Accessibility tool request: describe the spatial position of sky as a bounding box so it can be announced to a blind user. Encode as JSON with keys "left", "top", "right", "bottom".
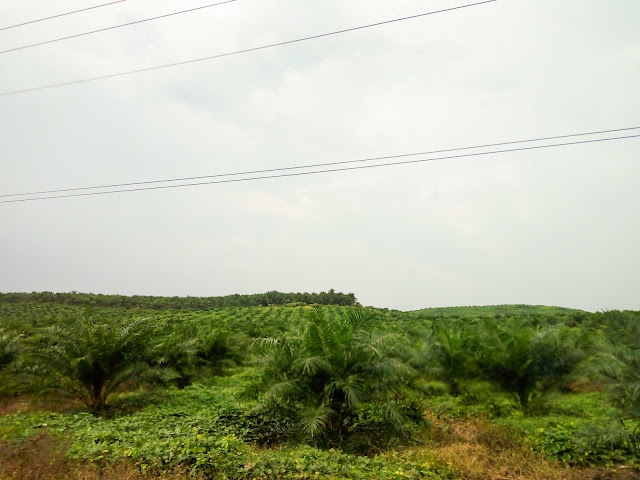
{"left": 0, "top": 0, "right": 639, "bottom": 312}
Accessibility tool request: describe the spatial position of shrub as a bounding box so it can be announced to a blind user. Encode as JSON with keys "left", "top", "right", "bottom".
{"left": 476, "top": 319, "right": 586, "bottom": 409}
{"left": 25, "top": 309, "right": 168, "bottom": 414}
{"left": 252, "top": 307, "right": 424, "bottom": 448}
{"left": 430, "top": 322, "right": 480, "bottom": 395}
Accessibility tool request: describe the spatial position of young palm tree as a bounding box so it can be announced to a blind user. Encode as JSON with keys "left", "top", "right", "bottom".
{"left": 477, "top": 318, "right": 585, "bottom": 409}
{"left": 430, "top": 322, "right": 479, "bottom": 395}
{"left": 0, "top": 328, "right": 19, "bottom": 372}
{"left": 254, "top": 306, "right": 420, "bottom": 444}
{"left": 27, "top": 310, "right": 166, "bottom": 414}
{"left": 570, "top": 312, "right": 640, "bottom": 456}
{"left": 0, "top": 328, "right": 22, "bottom": 395}
{"left": 152, "top": 320, "right": 239, "bottom": 387}
{"left": 597, "top": 311, "right": 640, "bottom": 451}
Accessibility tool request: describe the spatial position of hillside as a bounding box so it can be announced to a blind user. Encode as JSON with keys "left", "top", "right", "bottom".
{"left": 410, "top": 304, "right": 586, "bottom": 318}
{"left": 0, "top": 294, "right": 638, "bottom": 480}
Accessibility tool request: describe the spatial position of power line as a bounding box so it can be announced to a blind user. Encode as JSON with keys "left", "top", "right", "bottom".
{"left": 0, "top": 1, "right": 238, "bottom": 55}
{"left": 0, "top": 1, "right": 129, "bottom": 31}
{"left": 2, "top": 126, "right": 638, "bottom": 199}
{"left": 2, "top": 134, "right": 637, "bottom": 205}
{"left": 0, "top": 0, "right": 498, "bottom": 97}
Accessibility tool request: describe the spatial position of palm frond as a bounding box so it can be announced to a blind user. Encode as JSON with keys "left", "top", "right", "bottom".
{"left": 326, "top": 375, "right": 364, "bottom": 408}
{"left": 294, "top": 355, "right": 331, "bottom": 376}
{"left": 265, "top": 379, "right": 298, "bottom": 400}
{"left": 381, "top": 402, "right": 408, "bottom": 425}
{"left": 300, "top": 404, "right": 335, "bottom": 437}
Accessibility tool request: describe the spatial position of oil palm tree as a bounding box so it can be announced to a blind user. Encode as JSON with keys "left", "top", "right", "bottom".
{"left": 27, "top": 309, "right": 167, "bottom": 414}
{"left": 0, "top": 328, "right": 19, "bottom": 372}
{"left": 476, "top": 318, "right": 585, "bottom": 409}
{"left": 152, "top": 320, "right": 239, "bottom": 387}
{"left": 430, "top": 321, "right": 479, "bottom": 395}
{"left": 569, "top": 312, "right": 640, "bottom": 457}
{"left": 0, "top": 328, "right": 21, "bottom": 394}
{"left": 254, "top": 306, "right": 420, "bottom": 444}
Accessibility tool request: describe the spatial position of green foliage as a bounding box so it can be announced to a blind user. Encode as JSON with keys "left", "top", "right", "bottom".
{"left": 253, "top": 307, "right": 424, "bottom": 449}
{"left": 0, "top": 384, "right": 450, "bottom": 479}
{"left": 0, "top": 327, "right": 19, "bottom": 371}
{"left": 430, "top": 323, "right": 479, "bottom": 395}
{"left": 2, "top": 296, "right": 640, "bottom": 475}
{"left": 501, "top": 416, "right": 635, "bottom": 466}
{"left": 0, "top": 290, "right": 358, "bottom": 310}
{"left": 412, "top": 304, "right": 585, "bottom": 319}
{"left": 496, "top": 393, "right": 637, "bottom": 466}
{"left": 426, "top": 389, "right": 520, "bottom": 420}
{"left": 600, "top": 311, "right": 640, "bottom": 420}
{"left": 425, "top": 317, "right": 587, "bottom": 409}
{"left": 24, "top": 308, "right": 168, "bottom": 413}
{"left": 575, "top": 420, "right": 640, "bottom": 463}
{"left": 152, "top": 320, "right": 242, "bottom": 388}
{"left": 0, "top": 327, "right": 22, "bottom": 395}
{"left": 475, "top": 318, "right": 586, "bottom": 409}
{"left": 581, "top": 310, "right": 640, "bottom": 457}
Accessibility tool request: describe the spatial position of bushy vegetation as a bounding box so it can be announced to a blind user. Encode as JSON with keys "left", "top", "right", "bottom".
{"left": 0, "top": 328, "right": 19, "bottom": 371}
{"left": 0, "top": 381, "right": 450, "bottom": 480}
{"left": 0, "top": 294, "right": 639, "bottom": 479}
{"left": 252, "top": 307, "right": 424, "bottom": 450}
{"left": 39, "top": 317, "right": 170, "bottom": 413}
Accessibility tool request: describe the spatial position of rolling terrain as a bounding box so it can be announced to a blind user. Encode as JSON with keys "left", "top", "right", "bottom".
{"left": 0, "top": 293, "right": 638, "bottom": 480}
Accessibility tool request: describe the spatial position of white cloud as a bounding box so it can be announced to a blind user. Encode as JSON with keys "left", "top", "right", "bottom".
{"left": 0, "top": 0, "right": 639, "bottom": 311}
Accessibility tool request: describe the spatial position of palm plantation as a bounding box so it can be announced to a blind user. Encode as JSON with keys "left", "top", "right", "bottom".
{"left": 0, "top": 296, "right": 639, "bottom": 479}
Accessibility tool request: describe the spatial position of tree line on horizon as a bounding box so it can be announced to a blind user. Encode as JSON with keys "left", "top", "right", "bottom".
{"left": 0, "top": 289, "right": 358, "bottom": 310}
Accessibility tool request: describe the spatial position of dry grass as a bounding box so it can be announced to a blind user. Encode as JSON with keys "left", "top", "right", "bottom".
{"left": 0, "top": 394, "right": 84, "bottom": 418}
{"left": 568, "top": 381, "right": 606, "bottom": 394}
{"left": 0, "top": 396, "right": 30, "bottom": 417}
{"left": 388, "top": 413, "right": 640, "bottom": 480}
{"left": 0, "top": 434, "right": 190, "bottom": 480}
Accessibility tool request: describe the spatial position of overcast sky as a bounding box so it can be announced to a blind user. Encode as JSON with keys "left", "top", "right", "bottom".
{"left": 0, "top": 0, "right": 638, "bottom": 311}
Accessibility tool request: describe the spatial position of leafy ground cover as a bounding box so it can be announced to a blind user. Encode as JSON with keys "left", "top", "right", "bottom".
{"left": 0, "top": 379, "right": 449, "bottom": 480}
{"left": 0, "top": 296, "right": 639, "bottom": 479}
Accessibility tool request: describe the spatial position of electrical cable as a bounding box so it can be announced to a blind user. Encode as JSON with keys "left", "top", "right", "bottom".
{"left": 1, "top": 133, "right": 637, "bottom": 204}
{"left": 0, "top": 0, "right": 498, "bottom": 97}
{"left": 1, "top": 126, "right": 638, "bottom": 199}
{"left": 0, "top": 1, "right": 237, "bottom": 55}
{"left": 1, "top": 1, "right": 129, "bottom": 31}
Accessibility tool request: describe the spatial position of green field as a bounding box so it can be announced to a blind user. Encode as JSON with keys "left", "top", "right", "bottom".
{"left": 0, "top": 293, "right": 638, "bottom": 480}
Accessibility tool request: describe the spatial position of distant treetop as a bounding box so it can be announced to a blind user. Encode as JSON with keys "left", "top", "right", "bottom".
{"left": 0, "top": 290, "right": 358, "bottom": 310}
